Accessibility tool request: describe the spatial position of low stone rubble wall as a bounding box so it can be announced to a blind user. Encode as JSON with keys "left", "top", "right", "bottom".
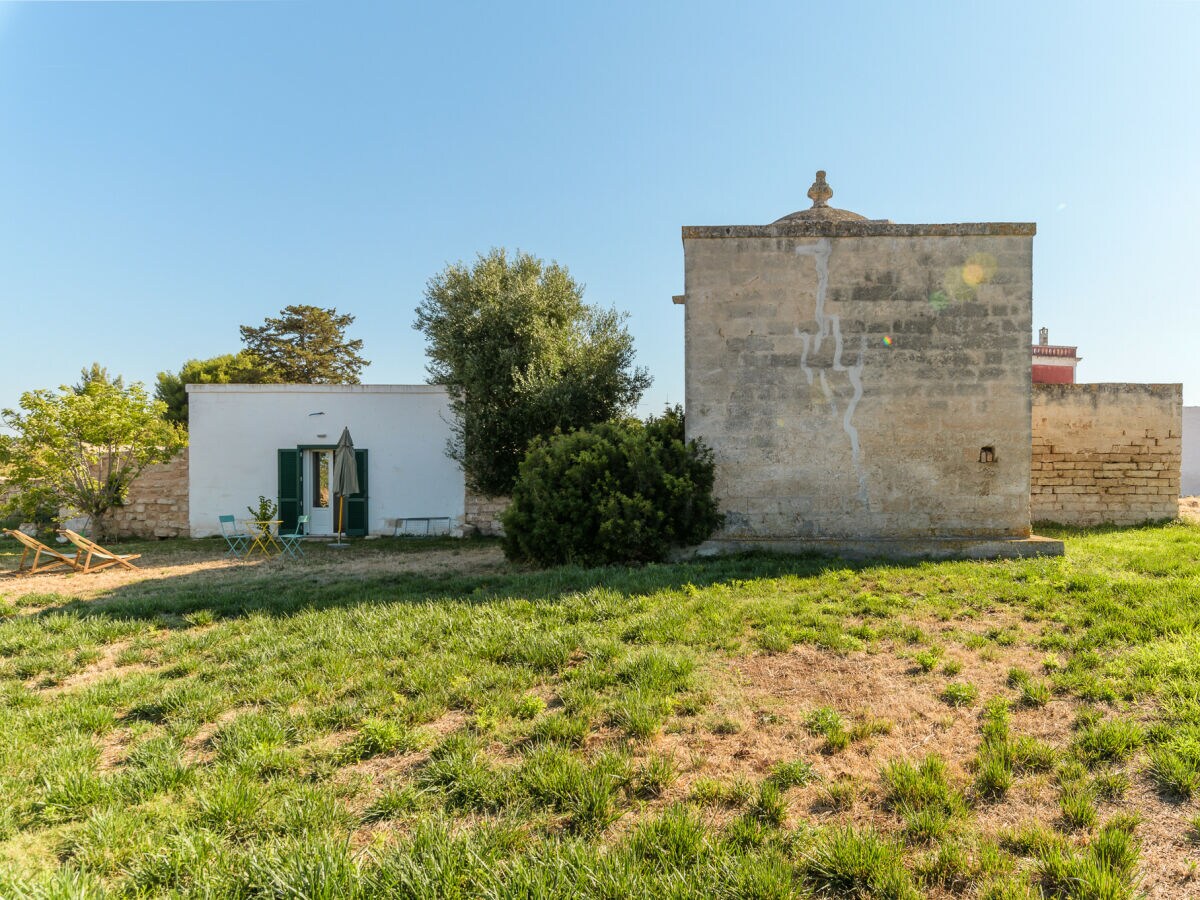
{"left": 104, "top": 448, "right": 190, "bottom": 539}
{"left": 1, "top": 449, "right": 189, "bottom": 539}
{"left": 462, "top": 491, "right": 510, "bottom": 537}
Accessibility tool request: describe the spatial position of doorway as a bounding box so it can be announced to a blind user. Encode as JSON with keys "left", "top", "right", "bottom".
{"left": 305, "top": 449, "right": 334, "bottom": 535}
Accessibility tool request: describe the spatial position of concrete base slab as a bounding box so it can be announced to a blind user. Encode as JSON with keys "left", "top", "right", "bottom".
{"left": 688, "top": 534, "right": 1064, "bottom": 562}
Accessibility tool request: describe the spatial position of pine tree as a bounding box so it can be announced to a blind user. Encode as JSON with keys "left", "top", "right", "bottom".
{"left": 238, "top": 305, "right": 368, "bottom": 383}
{"left": 72, "top": 362, "right": 123, "bottom": 394}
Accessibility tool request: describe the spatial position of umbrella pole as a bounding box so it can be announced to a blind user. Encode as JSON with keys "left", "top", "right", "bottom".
{"left": 331, "top": 495, "right": 349, "bottom": 548}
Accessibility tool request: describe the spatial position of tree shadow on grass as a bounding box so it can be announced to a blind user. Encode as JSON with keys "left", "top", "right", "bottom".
{"left": 1033, "top": 518, "right": 1189, "bottom": 538}
{"left": 20, "top": 544, "right": 955, "bottom": 627}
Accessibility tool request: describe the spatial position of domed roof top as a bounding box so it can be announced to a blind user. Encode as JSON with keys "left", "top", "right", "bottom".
{"left": 773, "top": 170, "right": 869, "bottom": 224}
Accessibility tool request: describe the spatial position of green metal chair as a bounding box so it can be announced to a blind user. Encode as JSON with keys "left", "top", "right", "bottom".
{"left": 219, "top": 515, "right": 251, "bottom": 557}
{"left": 279, "top": 515, "right": 308, "bottom": 560}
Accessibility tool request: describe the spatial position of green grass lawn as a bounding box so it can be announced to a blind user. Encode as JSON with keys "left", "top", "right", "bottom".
{"left": 1, "top": 525, "right": 1199, "bottom": 898}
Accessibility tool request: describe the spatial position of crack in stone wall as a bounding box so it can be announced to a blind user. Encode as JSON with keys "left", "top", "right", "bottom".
{"left": 793, "top": 239, "right": 869, "bottom": 506}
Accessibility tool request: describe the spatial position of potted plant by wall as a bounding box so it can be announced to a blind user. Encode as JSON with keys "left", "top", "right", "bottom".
{"left": 246, "top": 495, "right": 279, "bottom": 539}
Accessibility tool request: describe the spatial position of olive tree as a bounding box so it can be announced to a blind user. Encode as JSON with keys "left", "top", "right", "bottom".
{"left": 415, "top": 249, "right": 651, "bottom": 496}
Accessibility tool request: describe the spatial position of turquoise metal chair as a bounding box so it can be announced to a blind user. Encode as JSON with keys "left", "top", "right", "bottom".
{"left": 279, "top": 515, "right": 308, "bottom": 560}
{"left": 219, "top": 515, "right": 251, "bottom": 557}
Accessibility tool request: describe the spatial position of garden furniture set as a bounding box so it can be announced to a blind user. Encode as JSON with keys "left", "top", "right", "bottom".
{"left": 220, "top": 514, "right": 307, "bottom": 559}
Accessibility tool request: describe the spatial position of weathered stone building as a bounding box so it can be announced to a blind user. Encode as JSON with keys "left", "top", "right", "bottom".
{"left": 676, "top": 172, "right": 1061, "bottom": 558}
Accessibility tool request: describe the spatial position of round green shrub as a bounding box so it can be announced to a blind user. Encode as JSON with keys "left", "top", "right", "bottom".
{"left": 501, "top": 407, "right": 722, "bottom": 566}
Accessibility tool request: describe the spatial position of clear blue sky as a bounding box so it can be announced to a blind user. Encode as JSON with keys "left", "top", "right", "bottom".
{"left": 2, "top": 0, "right": 1198, "bottom": 424}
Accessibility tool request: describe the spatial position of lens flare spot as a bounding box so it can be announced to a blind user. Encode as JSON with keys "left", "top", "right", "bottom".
{"left": 962, "top": 252, "right": 997, "bottom": 287}
{"left": 882, "top": 335, "right": 893, "bottom": 347}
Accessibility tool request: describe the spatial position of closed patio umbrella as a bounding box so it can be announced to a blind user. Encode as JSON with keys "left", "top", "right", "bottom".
{"left": 331, "top": 427, "right": 359, "bottom": 547}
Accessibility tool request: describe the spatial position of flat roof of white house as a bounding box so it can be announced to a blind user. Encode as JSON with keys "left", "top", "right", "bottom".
{"left": 186, "top": 384, "right": 448, "bottom": 395}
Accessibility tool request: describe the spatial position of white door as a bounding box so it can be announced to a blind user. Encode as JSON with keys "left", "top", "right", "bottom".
{"left": 306, "top": 450, "right": 334, "bottom": 535}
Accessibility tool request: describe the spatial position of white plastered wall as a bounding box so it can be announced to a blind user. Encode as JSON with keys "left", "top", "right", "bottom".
{"left": 1184, "top": 407, "right": 1200, "bottom": 496}
{"left": 187, "top": 384, "right": 464, "bottom": 537}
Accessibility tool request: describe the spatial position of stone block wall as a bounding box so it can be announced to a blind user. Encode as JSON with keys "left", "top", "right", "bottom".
{"left": 462, "top": 491, "right": 510, "bottom": 536}
{"left": 0, "top": 482, "right": 17, "bottom": 515}
{"left": 1031, "top": 384, "right": 1181, "bottom": 526}
{"left": 106, "top": 448, "right": 190, "bottom": 539}
{"left": 682, "top": 221, "right": 1034, "bottom": 542}
{"left": 1, "top": 451, "right": 188, "bottom": 539}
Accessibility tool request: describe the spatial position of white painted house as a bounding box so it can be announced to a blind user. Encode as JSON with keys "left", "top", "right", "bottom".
{"left": 187, "top": 384, "right": 464, "bottom": 537}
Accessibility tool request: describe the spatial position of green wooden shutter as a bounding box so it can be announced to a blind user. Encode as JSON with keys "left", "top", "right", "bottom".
{"left": 346, "top": 449, "right": 368, "bottom": 536}
{"left": 278, "top": 449, "right": 301, "bottom": 532}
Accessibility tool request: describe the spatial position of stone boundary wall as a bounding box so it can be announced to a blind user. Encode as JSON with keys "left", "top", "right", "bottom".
{"left": 1032, "top": 384, "right": 1181, "bottom": 526}
{"left": 0, "top": 482, "right": 18, "bottom": 525}
{"left": 0, "top": 450, "right": 189, "bottom": 538}
{"left": 106, "top": 448, "right": 190, "bottom": 539}
{"left": 463, "top": 491, "right": 510, "bottom": 537}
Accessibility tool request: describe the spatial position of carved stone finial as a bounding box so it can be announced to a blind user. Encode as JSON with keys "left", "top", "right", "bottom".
{"left": 773, "top": 169, "right": 870, "bottom": 224}
{"left": 807, "top": 170, "right": 833, "bottom": 209}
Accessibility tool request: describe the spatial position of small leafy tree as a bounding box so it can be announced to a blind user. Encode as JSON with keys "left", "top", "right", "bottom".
{"left": 415, "top": 248, "right": 651, "bottom": 496}
{"left": 501, "top": 407, "right": 722, "bottom": 566}
{"left": 154, "top": 351, "right": 278, "bottom": 426}
{"left": 239, "top": 305, "right": 368, "bottom": 384}
{"left": 0, "top": 379, "right": 186, "bottom": 539}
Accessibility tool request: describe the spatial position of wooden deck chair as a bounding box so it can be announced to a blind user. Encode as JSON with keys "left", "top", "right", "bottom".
{"left": 3, "top": 528, "right": 80, "bottom": 576}
{"left": 58, "top": 529, "right": 141, "bottom": 573}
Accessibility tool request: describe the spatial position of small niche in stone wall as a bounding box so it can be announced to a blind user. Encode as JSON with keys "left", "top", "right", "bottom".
{"left": 979, "top": 446, "right": 996, "bottom": 464}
